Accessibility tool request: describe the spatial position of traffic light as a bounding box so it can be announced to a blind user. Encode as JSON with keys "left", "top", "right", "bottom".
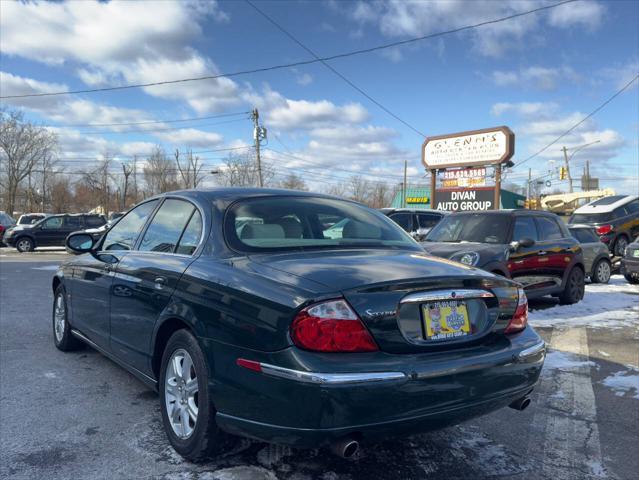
{"left": 559, "top": 167, "right": 567, "bottom": 180}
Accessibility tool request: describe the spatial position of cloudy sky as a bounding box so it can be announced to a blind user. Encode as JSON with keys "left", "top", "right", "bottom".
{"left": 1, "top": 0, "right": 637, "bottom": 193}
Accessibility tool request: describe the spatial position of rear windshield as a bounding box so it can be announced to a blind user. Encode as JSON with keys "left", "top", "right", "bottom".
{"left": 570, "top": 213, "right": 611, "bottom": 224}
{"left": 425, "top": 213, "right": 511, "bottom": 244}
{"left": 224, "top": 196, "right": 420, "bottom": 252}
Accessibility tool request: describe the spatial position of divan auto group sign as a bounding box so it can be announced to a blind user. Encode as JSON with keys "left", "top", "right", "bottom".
{"left": 434, "top": 187, "right": 495, "bottom": 211}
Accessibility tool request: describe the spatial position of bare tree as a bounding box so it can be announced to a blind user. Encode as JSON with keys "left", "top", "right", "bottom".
{"left": 368, "top": 181, "right": 395, "bottom": 209}
{"left": 120, "top": 162, "right": 133, "bottom": 211}
{"left": 81, "top": 156, "right": 113, "bottom": 215}
{"left": 143, "top": 146, "right": 178, "bottom": 195}
{"left": 175, "top": 148, "right": 204, "bottom": 189}
{"left": 49, "top": 175, "right": 74, "bottom": 213}
{"left": 216, "top": 151, "right": 274, "bottom": 187}
{"left": 278, "top": 172, "right": 307, "bottom": 191}
{"left": 0, "top": 110, "right": 58, "bottom": 214}
{"left": 347, "top": 175, "right": 371, "bottom": 204}
{"left": 325, "top": 181, "right": 349, "bottom": 198}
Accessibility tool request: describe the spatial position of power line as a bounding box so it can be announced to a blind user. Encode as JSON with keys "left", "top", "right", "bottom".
{"left": 0, "top": 0, "right": 578, "bottom": 100}
{"left": 515, "top": 74, "right": 639, "bottom": 168}
{"left": 52, "top": 117, "right": 245, "bottom": 135}
{"left": 245, "top": 0, "right": 425, "bottom": 137}
{"left": 47, "top": 111, "right": 249, "bottom": 128}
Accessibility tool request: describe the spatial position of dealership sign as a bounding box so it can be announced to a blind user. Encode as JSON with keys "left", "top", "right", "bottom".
{"left": 434, "top": 187, "right": 496, "bottom": 211}
{"left": 422, "top": 127, "right": 514, "bottom": 169}
{"left": 441, "top": 167, "right": 487, "bottom": 188}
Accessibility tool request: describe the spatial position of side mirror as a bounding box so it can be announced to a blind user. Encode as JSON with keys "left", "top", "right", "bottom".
{"left": 519, "top": 237, "right": 535, "bottom": 248}
{"left": 66, "top": 232, "right": 95, "bottom": 254}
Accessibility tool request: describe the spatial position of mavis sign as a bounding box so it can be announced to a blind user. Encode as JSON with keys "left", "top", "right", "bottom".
{"left": 422, "top": 126, "right": 514, "bottom": 169}
{"left": 435, "top": 187, "right": 495, "bottom": 212}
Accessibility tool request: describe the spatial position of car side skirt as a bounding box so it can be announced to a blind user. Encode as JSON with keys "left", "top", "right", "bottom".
{"left": 71, "top": 329, "right": 158, "bottom": 390}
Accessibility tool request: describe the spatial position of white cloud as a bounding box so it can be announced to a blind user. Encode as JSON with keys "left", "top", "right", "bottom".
{"left": 491, "top": 102, "right": 559, "bottom": 117}
{"left": 244, "top": 86, "right": 369, "bottom": 130}
{"left": 490, "top": 66, "right": 581, "bottom": 90}
{"left": 293, "top": 71, "right": 313, "bottom": 86}
{"left": 343, "top": 0, "right": 606, "bottom": 58}
{"left": 1, "top": 0, "right": 237, "bottom": 113}
{"left": 309, "top": 125, "right": 398, "bottom": 144}
{"left": 548, "top": 0, "right": 605, "bottom": 29}
{"left": 1, "top": 72, "right": 158, "bottom": 130}
{"left": 155, "top": 128, "right": 224, "bottom": 148}
{"left": 598, "top": 60, "right": 639, "bottom": 90}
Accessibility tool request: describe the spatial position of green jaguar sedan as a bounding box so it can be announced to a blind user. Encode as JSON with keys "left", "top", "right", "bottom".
{"left": 53, "top": 188, "right": 545, "bottom": 461}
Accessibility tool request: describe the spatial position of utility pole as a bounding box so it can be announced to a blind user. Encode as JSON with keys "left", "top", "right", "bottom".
{"left": 403, "top": 159, "right": 408, "bottom": 208}
{"left": 527, "top": 168, "right": 532, "bottom": 204}
{"left": 585, "top": 160, "right": 591, "bottom": 191}
{"left": 561, "top": 146, "right": 574, "bottom": 193}
{"left": 251, "top": 108, "right": 264, "bottom": 187}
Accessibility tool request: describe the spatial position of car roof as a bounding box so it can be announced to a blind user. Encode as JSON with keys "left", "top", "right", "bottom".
{"left": 380, "top": 208, "right": 448, "bottom": 215}
{"left": 446, "top": 209, "right": 558, "bottom": 218}
{"left": 573, "top": 194, "right": 637, "bottom": 214}
{"left": 152, "top": 187, "right": 356, "bottom": 204}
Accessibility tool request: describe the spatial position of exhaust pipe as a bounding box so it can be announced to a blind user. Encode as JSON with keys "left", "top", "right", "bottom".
{"left": 509, "top": 396, "right": 531, "bottom": 411}
{"left": 330, "top": 437, "right": 360, "bottom": 459}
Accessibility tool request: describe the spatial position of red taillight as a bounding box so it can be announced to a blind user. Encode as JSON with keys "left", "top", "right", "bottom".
{"left": 290, "top": 299, "right": 378, "bottom": 352}
{"left": 505, "top": 288, "right": 528, "bottom": 334}
{"left": 596, "top": 224, "right": 612, "bottom": 235}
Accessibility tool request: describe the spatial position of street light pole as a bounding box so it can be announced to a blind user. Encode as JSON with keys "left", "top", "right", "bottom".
{"left": 561, "top": 140, "right": 601, "bottom": 193}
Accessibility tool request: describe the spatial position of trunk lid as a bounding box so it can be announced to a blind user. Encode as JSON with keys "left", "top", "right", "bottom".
{"left": 250, "top": 249, "right": 519, "bottom": 353}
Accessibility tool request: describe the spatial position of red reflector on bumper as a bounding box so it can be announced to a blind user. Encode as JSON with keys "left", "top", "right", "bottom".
{"left": 236, "top": 358, "right": 262, "bottom": 372}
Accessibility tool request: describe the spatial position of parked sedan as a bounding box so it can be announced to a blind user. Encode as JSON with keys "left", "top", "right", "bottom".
{"left": 380, "top": 208, "right": 447, "bottom": 241}
{"left": 54, "top": 188, "right": 545, "bottom": 461}
{"left": 568, "top": 225, "right": 611, "bottom": 283}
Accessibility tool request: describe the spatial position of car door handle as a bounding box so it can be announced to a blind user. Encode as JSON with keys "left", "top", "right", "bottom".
{"left": 538, "top": 251, "right": 547, "bottom": 255}
{"left": 103, "top": 263, "right": 114, "bottom": 272}
{"left": 154, "top": 277, "right": 167, "bottom": 289}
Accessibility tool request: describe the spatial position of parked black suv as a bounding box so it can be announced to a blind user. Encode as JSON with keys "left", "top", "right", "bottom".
{"left": 569, "top": 195, "right": 639, "bottom": 256}
{"left": 380, "top": 208, "right": 447, "bottom": 241}
{"left": 423, "top": 210, "right": 585, "bottom": 304}
{"left": 4, "top": 213, "right": 107, "bottom": 252}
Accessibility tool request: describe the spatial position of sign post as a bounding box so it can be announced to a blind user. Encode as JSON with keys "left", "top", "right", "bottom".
{"left": 422, "top": 126, "right": 514, "bottom": 212}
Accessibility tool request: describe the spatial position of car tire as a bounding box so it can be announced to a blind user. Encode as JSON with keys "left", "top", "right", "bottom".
{"left": 159, "top": 329, "right": 231, "bottom": 462}
{"left": 624, "top": 273, "right": 639, "bottom": 285}
{"left": 16, "top": 237, "right": 35, "bottom": 253}
{"left": 591, "top": 259, "right": 611, "bottom": 284}
{"left": 52, "top": 286, "right": 83, "bottom": 351}
{"left": 558, "top": 267, "right": 585, "bottom": 305}
{"left": 613, "top": 236, "right": 628, "bottom": 257}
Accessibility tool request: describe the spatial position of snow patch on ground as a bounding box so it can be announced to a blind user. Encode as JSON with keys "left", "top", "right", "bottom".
{"left": 542, "top": 350, "right": 597, "bottom": 375}
{"left": 32, "top": 265, "right": 59, "bottom": 271}
{"left": 529, "top": 276, "right": 639, "bottom": 329}
{"left": 205, "top": 467, "right": 278, "bottom": 480}
{"left": 600, "top": 370, "right": 639, "bottom": 399}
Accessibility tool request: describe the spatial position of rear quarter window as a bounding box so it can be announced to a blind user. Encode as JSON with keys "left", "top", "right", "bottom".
{"left": 535, "top": 216, "right": 564, "bottom": 241}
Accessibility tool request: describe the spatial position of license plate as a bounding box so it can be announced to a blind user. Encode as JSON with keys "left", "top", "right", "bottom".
{"left": 422, "top": 301, "right": 471, "bottom": 340}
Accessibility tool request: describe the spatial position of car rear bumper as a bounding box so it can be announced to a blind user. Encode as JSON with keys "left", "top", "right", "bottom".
{"left": 202, "top": 327, "right": 545, "bottom": 447}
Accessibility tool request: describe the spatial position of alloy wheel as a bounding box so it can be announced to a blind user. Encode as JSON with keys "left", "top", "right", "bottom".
{"left": 165, "top": 349, "right": 199, "bottom": 439}
{"left": 54, "top": 294, "right": 66, "bottom": 342}
{"left": 596, "top": 261, "right": 611, "bottom": 283}
{"left": 17, "top": 238, "right": 32, "bottom": 252}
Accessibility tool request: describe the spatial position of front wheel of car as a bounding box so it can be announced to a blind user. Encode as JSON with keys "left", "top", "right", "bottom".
{"left": 16, "top": 237, "right": 34, "bottom": 253}
{"left": 53, "top": 286, "right": 83, "bottom": 351}
{"left": 558, "top": 267, "right": 585, "bottom": 305}
{"left": 625, "top": 273, "right": 639, "bottom": 285}
{"left": 159, "top": 329, "right": 230, "bottom": 462}
{"left": 591, "top": 259, "right": 611, "bottom": 284}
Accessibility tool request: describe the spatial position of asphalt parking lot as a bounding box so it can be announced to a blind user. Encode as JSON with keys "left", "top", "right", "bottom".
{"left": 1, "top": 249, "right": 638, "bottom": 480}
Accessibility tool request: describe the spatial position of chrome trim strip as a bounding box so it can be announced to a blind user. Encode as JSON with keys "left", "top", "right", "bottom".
{"left": 517, "top": 341, "right": 546, "bottom": 361}
{"left": 400, "top": 289, "right": 494, "bottom": 304}
{"left": 258, "top": 362, "right": 406, "bottom": 385}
